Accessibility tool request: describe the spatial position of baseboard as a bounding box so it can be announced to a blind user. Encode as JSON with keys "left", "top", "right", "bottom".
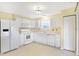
{"left": 76, "top": 49, "right": 79, "bottom": 56}
{"left": 0, "top": 42, "right": 33, "bottom": 54}
{"left": 0, "top": 48, "right": 18, "bottom": 54}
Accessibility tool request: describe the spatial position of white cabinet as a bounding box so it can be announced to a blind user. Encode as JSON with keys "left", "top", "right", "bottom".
{"left": 10, "top": 19, "right": 21, "bottom": 28}
{"left": 32, "top": 32, "right": 42, "bottom": 43}
{"left": 15, "top": 17, "right": 22, "bottom": 27}
{"left": 33, "top": 32, "right": 60, "bottom": 48}
{"left": 20, "top": 32, "right": 25, "bottom": 45}
{"left": 48, "top": 34, "right": 60, "bottom": 48}
{"left": 51, "top": 16, "right": 61, "bottom": 28}
{"left": 22, "top": 19, "right": 36, "bottom": 28}
{"left": 47, "top": 34, "right": 56, "bottom": 46}
{"left": 32, "top": 32, "right": 48, "bottom": 44}
{"left": 55, "top": 34, "right": 60, "bottom": 48}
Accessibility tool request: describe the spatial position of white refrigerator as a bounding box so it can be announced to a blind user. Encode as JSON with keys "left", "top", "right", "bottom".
{"left": 0, "top": 19, "right": 10, "bottom": 53}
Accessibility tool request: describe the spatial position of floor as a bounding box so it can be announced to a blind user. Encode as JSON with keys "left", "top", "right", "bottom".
{"left": 0, "top": 42, "right": 76, "bottom": 56}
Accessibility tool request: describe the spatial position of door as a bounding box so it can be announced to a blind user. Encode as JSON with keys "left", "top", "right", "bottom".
{"left": 64, "top": 15, "right": 76, "bottom": 51}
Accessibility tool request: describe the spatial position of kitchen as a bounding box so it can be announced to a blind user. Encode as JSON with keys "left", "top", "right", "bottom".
{"left": 0, "top": 2, "right": 79, "bottom": 56}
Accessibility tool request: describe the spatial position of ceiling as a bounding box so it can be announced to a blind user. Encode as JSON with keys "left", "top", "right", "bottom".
{"left": 0, "top": 2, "right": 77, "bottom": 18}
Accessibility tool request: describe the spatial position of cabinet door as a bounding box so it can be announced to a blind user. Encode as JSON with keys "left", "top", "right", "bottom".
{"left": 22, "top": 19, "right": 36, "bottom": 28}
{"left": 31, "top": 32, "right": 36, "bottom": 41}
{"left": 32, "top": 33, "right": 47, "bottom": 44}
{"left": 20, "top": 32, "right": 25, "bottom": 45}
{"left": 55, "top": 34, "right": 60, "bottom": 48}
{"left": 35, "top": 33, "right": 43, "bottom": 43}
{"left": 47, "top": 34, "right": 55, "bottom": 46}
{"left": 32, "top": 33, "right": 40, "bottom": 42}
{"left": 10, "top": 19, "right": 20, "bottom": 27}
{"left": 39, "top": 33, "right": 46, "bottom": 44}
{"left": 16, "top": 17, "right": 22, "bottom": 27}
{"left": 1, "top": 20, "right": 10, "bottom": 28}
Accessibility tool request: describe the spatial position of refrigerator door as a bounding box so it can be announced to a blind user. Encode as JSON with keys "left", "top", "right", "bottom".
{"left": 10, "top": 27, "right": 19, "bottom": 50}
{"left": 10, "top": 20, "right": 20, "bottom": 50}
{"left": 1, "top": 20, "right": 10, "bottom": 53}
{"left": 1, "top": 32, "right": 10, "bottom": 53}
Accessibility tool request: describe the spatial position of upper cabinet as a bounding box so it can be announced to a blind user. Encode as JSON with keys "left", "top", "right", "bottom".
{"left": 9, "top": 17, "right": 22, "bottom": 28}
{"left": 21, "top": 19, "right": 36, "bottom": 28}
{"left": 51, "top": 16, "right": 62, "bottom": 28}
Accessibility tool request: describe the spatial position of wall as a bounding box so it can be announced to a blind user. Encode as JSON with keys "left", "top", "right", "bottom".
{"left": 0, "top": 12, "right": 32, "bottom": 20}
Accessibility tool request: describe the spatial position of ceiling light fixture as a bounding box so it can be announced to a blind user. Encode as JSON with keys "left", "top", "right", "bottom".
{"left": 33, "top": 5, "right": 45, "bottom": 13}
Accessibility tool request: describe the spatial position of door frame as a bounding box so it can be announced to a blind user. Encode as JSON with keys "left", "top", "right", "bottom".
{"left": 76, "top": 13, "right": 79, "bottom": 55}
{"left": 63, "top": 14, "right": 77, "bottom": 53}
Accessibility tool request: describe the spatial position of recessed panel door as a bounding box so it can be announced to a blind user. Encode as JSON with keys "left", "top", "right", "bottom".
{"left": 64, "top": 16, "right": 76, "bottom": 51}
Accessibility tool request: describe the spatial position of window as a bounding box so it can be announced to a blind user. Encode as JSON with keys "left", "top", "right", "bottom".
{"left": 40, "top": 17, "right": 51, "bottom": 30}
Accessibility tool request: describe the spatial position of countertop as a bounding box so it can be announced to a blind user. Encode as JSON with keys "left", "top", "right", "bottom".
{"left": 19, "top": 28, "right": 61, "bottom": 35}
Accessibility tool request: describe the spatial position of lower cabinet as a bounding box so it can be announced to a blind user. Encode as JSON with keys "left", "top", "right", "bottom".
{"left": 32, "top": 32, "right": 48, "bottom": 44}
{"left": 55, "top": 34, "right": 61, "bottom": 48}
{"left": 32, "top": 32, "right": 61, "bottom": 48}
{"left": 20, "top": 32, "right": 25, "bottom": 45}
{"left": 47, "top": 34, "right": 60, "bottom": 48}
{"left": 47, "top": 34, "right": 56, "bottom": 47}
{"left": 38, "top": 33, "right": 47, "bottom": 44}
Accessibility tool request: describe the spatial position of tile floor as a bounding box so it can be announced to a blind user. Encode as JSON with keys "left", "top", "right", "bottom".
{"left": 0, "top": 42, "right": 76, "bottom": 56}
